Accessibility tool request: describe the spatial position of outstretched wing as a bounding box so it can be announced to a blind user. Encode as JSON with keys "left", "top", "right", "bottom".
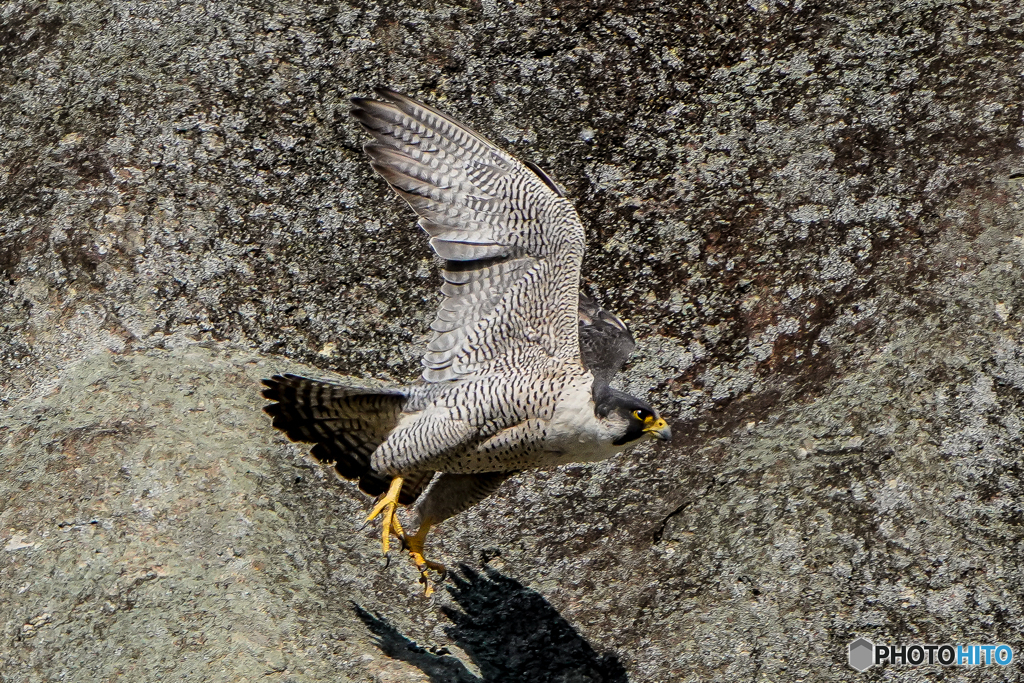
{"left": 261, "top": 374, "right": 432, "bottom": 505}
{"left": 351, "top": 88, "right": 586, "bottom": 382}
{"left": 578, "top": 294, "right": 636, "bottom": 389}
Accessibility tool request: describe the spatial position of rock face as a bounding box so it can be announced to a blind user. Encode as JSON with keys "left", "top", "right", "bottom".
{"left": 2, "top": 1, "right": 1023, "bottom": 681}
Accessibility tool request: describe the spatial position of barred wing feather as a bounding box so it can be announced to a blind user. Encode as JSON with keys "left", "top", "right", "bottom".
{"left": 351, "top": 88, "right": 586, "bottom": 382}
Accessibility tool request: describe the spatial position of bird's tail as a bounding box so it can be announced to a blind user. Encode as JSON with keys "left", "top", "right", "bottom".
{"left": 261, "top": 374, "right": 429, "bottom": 503}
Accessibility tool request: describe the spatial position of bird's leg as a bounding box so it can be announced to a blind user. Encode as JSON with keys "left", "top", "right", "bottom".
{"left": 403, "top": 518, "right": 446, "bottom": 597}
{"left": 365, "top": 477, "right": 405, "bottom": 555}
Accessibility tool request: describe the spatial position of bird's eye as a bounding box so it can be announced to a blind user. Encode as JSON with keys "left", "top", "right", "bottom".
{"left": 633, "top": 409, "right": 650, "bottom": 421}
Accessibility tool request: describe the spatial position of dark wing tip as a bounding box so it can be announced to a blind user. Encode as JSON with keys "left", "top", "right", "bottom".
{"left": 522, "top": 159, "right": 565, "bottom": 197}
{"left": 372, "top": 85, "right": 402, "bottom": 100}
{"left": 261, "top": 374, "right": 309, "bottom": 399}
{"left": 346, "top": 87, "right": 409, "bottom": 111}
{"left": 309, "top": 443, "right": 339, "bottom": 468}
{"left": 349, "top": 108, "right": 376, "bottom": 127}
{"left": 349, "top": 94, "right": 391, "bottom": 128}
{"left": 261, "top": 376, "right": 281, "bottom": 401}
{"left": 263, "top": 409, "right": 305, "bottom": 442}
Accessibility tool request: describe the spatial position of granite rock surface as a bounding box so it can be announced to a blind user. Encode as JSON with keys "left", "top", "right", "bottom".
{"left": 2, "top": 0, "right": 1023, "bottom": 681}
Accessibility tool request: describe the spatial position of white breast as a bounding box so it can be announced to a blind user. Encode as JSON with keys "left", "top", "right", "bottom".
{"left": 543, "top": 375, "right": 629, "bottom": 465}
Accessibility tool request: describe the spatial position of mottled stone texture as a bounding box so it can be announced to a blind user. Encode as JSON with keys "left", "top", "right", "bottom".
{"left": 1, "top": 0, "right": 1023, "bottom": 681}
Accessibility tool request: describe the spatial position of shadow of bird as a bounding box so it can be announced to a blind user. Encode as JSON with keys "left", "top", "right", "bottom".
{"left": 354, "top": 565, "right": 628, "bottom": 683}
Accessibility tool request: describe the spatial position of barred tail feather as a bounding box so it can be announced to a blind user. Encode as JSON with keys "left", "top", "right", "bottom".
{"left": 261, "top": 374, "right": 429, "bottom": 504}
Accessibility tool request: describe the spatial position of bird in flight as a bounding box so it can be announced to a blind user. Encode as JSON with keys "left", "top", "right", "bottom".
{"left": 263, "top": 88, "right": 671, "bottom": 595}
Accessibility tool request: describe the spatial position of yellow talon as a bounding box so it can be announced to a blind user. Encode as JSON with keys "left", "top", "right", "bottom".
{"left": 364, "top": 477, "right": 405, "bottom": 555}
{"left": 365, "top": 485, "right": 446, "bottom": 595}
{"left": 403, "top": 520, "right": 446, "bottom": 597}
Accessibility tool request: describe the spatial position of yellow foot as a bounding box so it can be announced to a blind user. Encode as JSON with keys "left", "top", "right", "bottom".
{"left": 403, "top": 521, "right": 446, "bottom": 597}
{"left": 364, "top": 477, "right": 404, "bottom": 555}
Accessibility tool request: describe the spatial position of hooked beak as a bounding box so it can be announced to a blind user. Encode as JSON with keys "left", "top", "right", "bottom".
{"left": 643, "top": 416, "right": 672, "bottom": 442}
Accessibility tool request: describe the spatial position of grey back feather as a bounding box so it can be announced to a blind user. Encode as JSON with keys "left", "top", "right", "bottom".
{"left": 578, "top": 293, "right": 636, "bottom": 389}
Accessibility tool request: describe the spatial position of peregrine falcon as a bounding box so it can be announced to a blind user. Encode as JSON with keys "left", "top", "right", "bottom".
{"left": 262, "top": 88, "right": 671, "bottom": 594}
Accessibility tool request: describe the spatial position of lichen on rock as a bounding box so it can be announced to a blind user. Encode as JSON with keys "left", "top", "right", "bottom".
{"left": 2, "top": 0, "right": 1024, "bottom": 680}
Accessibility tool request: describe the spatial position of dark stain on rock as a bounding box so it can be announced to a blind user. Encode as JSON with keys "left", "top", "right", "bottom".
{"left": 0, "top": 2, "right": 65, "bottom": 63}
